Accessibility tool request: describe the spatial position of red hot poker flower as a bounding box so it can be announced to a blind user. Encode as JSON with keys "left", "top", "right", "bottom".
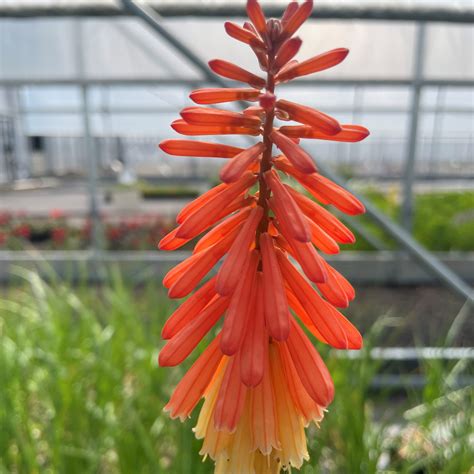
{"left": 157, "top": 1, "right": 369, "bottom": 471}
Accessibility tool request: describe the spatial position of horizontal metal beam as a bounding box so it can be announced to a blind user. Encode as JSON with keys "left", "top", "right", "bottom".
{"left": 341, "top": 347, "right": 474, "bottom": 360}
{"left": 370, "top": 374, "right": 472, "bottom": 389}
{"left": 18, "top": 105, "right": 474, "bottom": 115}
{"left": 1, "top": 78, "right": 473, "bottom": 88}
{"left": 1, "top": 2, "right": 473, "bottom": 23}
{"left": 0, "top": 250, "right": 473, "bottom": 286}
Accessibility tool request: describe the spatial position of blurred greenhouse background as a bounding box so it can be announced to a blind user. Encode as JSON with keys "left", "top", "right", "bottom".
{"left": 0, "top": 1, "right": 473, "bottom": 473}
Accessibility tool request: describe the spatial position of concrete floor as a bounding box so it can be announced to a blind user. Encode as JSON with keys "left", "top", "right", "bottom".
{"left": 0, "top": 184, "right": 193, "bottom": 218}
{"left": 1, "top": 177, "right": 472, "bottom": 218}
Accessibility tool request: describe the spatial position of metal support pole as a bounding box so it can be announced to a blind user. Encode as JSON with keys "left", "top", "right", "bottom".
{"left": 81, "top": 86, "right": 102, "bottom": 250}
{"left": 429, "top": 87, "right": 446, "bottom": 175}
{"left": 6, "top": 87, "right": 29, "bottom": 180}
{"left": 75, "top": 20, "right": 102, "bottom": 251}
{"left": 320, "top": 163, "right": 474, "bottom": 305}
{"left": 349, "top": 85, "right": 364, "bottom": 169}
{"left": 401, "top": 22, "right": 426, "bottom": 231}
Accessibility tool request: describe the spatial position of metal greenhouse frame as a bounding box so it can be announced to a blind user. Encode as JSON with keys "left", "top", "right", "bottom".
{"left": 0, "top": 1, "right": 472, "bottom": 307}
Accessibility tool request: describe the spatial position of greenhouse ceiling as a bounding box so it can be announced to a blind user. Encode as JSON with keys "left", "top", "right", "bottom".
{"left": 0, "top": 1, "right": 473, "bottom": 84}
{"left": 0, "top": 0, "right": 473, "bottom": 22}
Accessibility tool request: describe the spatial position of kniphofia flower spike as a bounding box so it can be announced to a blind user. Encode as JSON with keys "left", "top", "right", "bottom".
{"left": 158, "top": 1, "right": 369, "bottom": 471}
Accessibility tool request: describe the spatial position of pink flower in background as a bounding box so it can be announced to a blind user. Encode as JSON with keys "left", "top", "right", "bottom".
{"left": 52, "top": 227, "right": 67, "bottom": 243}
{"left": 12, "top": 224, "right": 30, "bottom": 239}
{"left": 49, "top": 209, "right": 66, "bottom": 219}
{"left": 0, "top": 212, "right": 11, "bottom": 226}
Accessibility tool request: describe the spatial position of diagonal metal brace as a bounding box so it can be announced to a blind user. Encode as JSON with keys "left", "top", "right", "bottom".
{"left": 319, "top": 164, "right": 474, "bottom": 305}
{"left": 120, "top": 0, "right": 227, "bottom": 87}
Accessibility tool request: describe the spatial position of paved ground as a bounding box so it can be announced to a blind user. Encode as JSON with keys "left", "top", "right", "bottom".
{"left": 1, "top": 178, "right": 472, "bottom": 218}
{"left": 348, "top": 286, "right": 472, "bottom": 347}
{"left": 0, "top": 184, "right": 193, "bottom": 218}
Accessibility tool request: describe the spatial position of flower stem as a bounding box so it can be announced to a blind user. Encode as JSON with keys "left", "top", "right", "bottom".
{"left": 256, "top": 51, "right": 276, "bottom": 249}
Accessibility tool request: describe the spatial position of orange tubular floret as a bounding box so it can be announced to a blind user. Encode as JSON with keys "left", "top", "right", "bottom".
{"left": 240, "top": 272, "right": 266, "bottom": 387}
{"left": 158, "top": 226, "right": 191, "bottom": 251}
{"left": 165, "top": 227, "right": 238, "bottom": 296}
{"left": 269, "top": 343, "right": 309, "bottom": 469}
{"left": 158, "top": 295, "right": 230, "bottom": 367}
{"left": 323, "top": 259, "right": 356, "bottom": 302}
{"left": 281, "top": 1, "right": 299, "bottom": 24}
{"left": 273, "top": 37, "right": 302, "bottom": 72}
{"left": 193, "top": 207, "right": 253, "bottom": 254}
{"left": 274, "top": 233, "right": 294, "bottom": 255}
{"left": 220, "top": 142, "right": 264, "bottom": 183}
{"left": 272, "top": 202, "right": 328, "bottom": 283}
{"left": 276, "top": 47, "right": 349, "bottom": 82}
{"left": 317, "top": 260, "right": 355, "bottom": 308}
{"left": 220, "top": 250, "right": 259, "bottom": 355}
{"left": 213, "top": 353, "right": 248, "bottom": 432}
{"left": 162, "top": 276, "right": 217, "bottom": 339}
{"left": 249, "top": 348, "right": 280, "bottom": 454}
{"left": 162, "top": 252, "right": 197, "bottom": 289}
{"left": 265, "top": 170, "right": 310, "bottom": 242}
{"left": 279, "top": 123, "right": 370, "bottom": 142}
{"left": 277, "top": 249, "right": 362, "bottom": 350}
{"left": 285, "top": 318, "right": 334, "bottom": 406}
{"left": 252, "top": 47, "right": 269, "bottom": 72}
{"left": 176, "top": 171, "right": 257, "bottom": 239}
{"left": 221, "top": 193, "right": 256, "bottom": 215}
{"left": 243, "top": 105, "right": 265, "bottom": 118}
{"left": 274, "top": 156, "right": 365, "bottom": 215}
{"left": 316, "top": 264, "right": 350, "bottom": 309}
{"left": 209, "top": 59, "right": 266, "bottom": 89}
{"left": 283, "top": 181, "right": 355, "bottom": 243}
{"left": 306, "top": 218, "right": 340, "bottom": 255}
{"left": 310, "top": 174, "right": 366, "bottom": 215}
{"left": 278, "top": 342, "right": 324, "bottom": 425}
{"left": 270, "top": 129, "right": 317, "bottom": 173}
{"left": 224, "top": 21, "right": 265, "bottom": 49}
{"left": 181, "top": 107, "right": 261, "bottom": 128}
{"left": 285, "top": 286, "right": 329, "bottom": 344}
{"left": 276, "top": 99, "right": 341, "bottom": 135}
{"left": 163, "top": 194, "right": 252, "bottom": 247}
{"left": 171, "top": 119, "right": 260, "bottom": 137}
{"left": 176, "top": 183, "right": 227, "bottom": 224}
{"left": 279, "top": 58, "right": 299, "bottom": 76}
{"left": 190, "top": 87, "right": 261, "bottom": 105}
{"left": 260, "top": 233, "right": 290, "bottom": 341}
{"left": 216, "top": 207, "right": 263, "bottom": 296}
{"left": 280, "top": 0, "right": 313, "bottom": 40}
{"left": 159, "top": 139, "right": 243, "bottom": 158}
{"left": 246, "top": 0, "right": 267, "bottom": 36}
{"left": 164, "top": 335, "right": 223, "bottom": 420}
{"left": 243, "top": 21, "right": 258, "bottom": 35}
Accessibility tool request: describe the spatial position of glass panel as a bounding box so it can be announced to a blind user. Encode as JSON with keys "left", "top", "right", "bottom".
{"left": 21, "top": 86, "right": 81, "bottom": 109}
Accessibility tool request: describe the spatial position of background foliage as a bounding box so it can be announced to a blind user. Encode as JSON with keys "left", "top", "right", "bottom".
{"left": 1, "top": 191, "right": 473, "bottom": 252}
{"left": 1, "top": 269, "right": 472, "bottom": 473}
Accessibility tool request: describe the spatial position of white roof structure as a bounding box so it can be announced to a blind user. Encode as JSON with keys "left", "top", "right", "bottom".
{"left": 0, "top": 0, "right": 472, "bottom": 176}
{"left": 0, "top": 1, "right": 473, "bottom": 84}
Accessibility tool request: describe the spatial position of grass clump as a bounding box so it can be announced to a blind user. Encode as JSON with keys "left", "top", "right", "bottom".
{"left": 348, "top": 189, "right": 474, "bottom": 251}
{"left": 0, "top": 270, "right": 472, "bottom": 473}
